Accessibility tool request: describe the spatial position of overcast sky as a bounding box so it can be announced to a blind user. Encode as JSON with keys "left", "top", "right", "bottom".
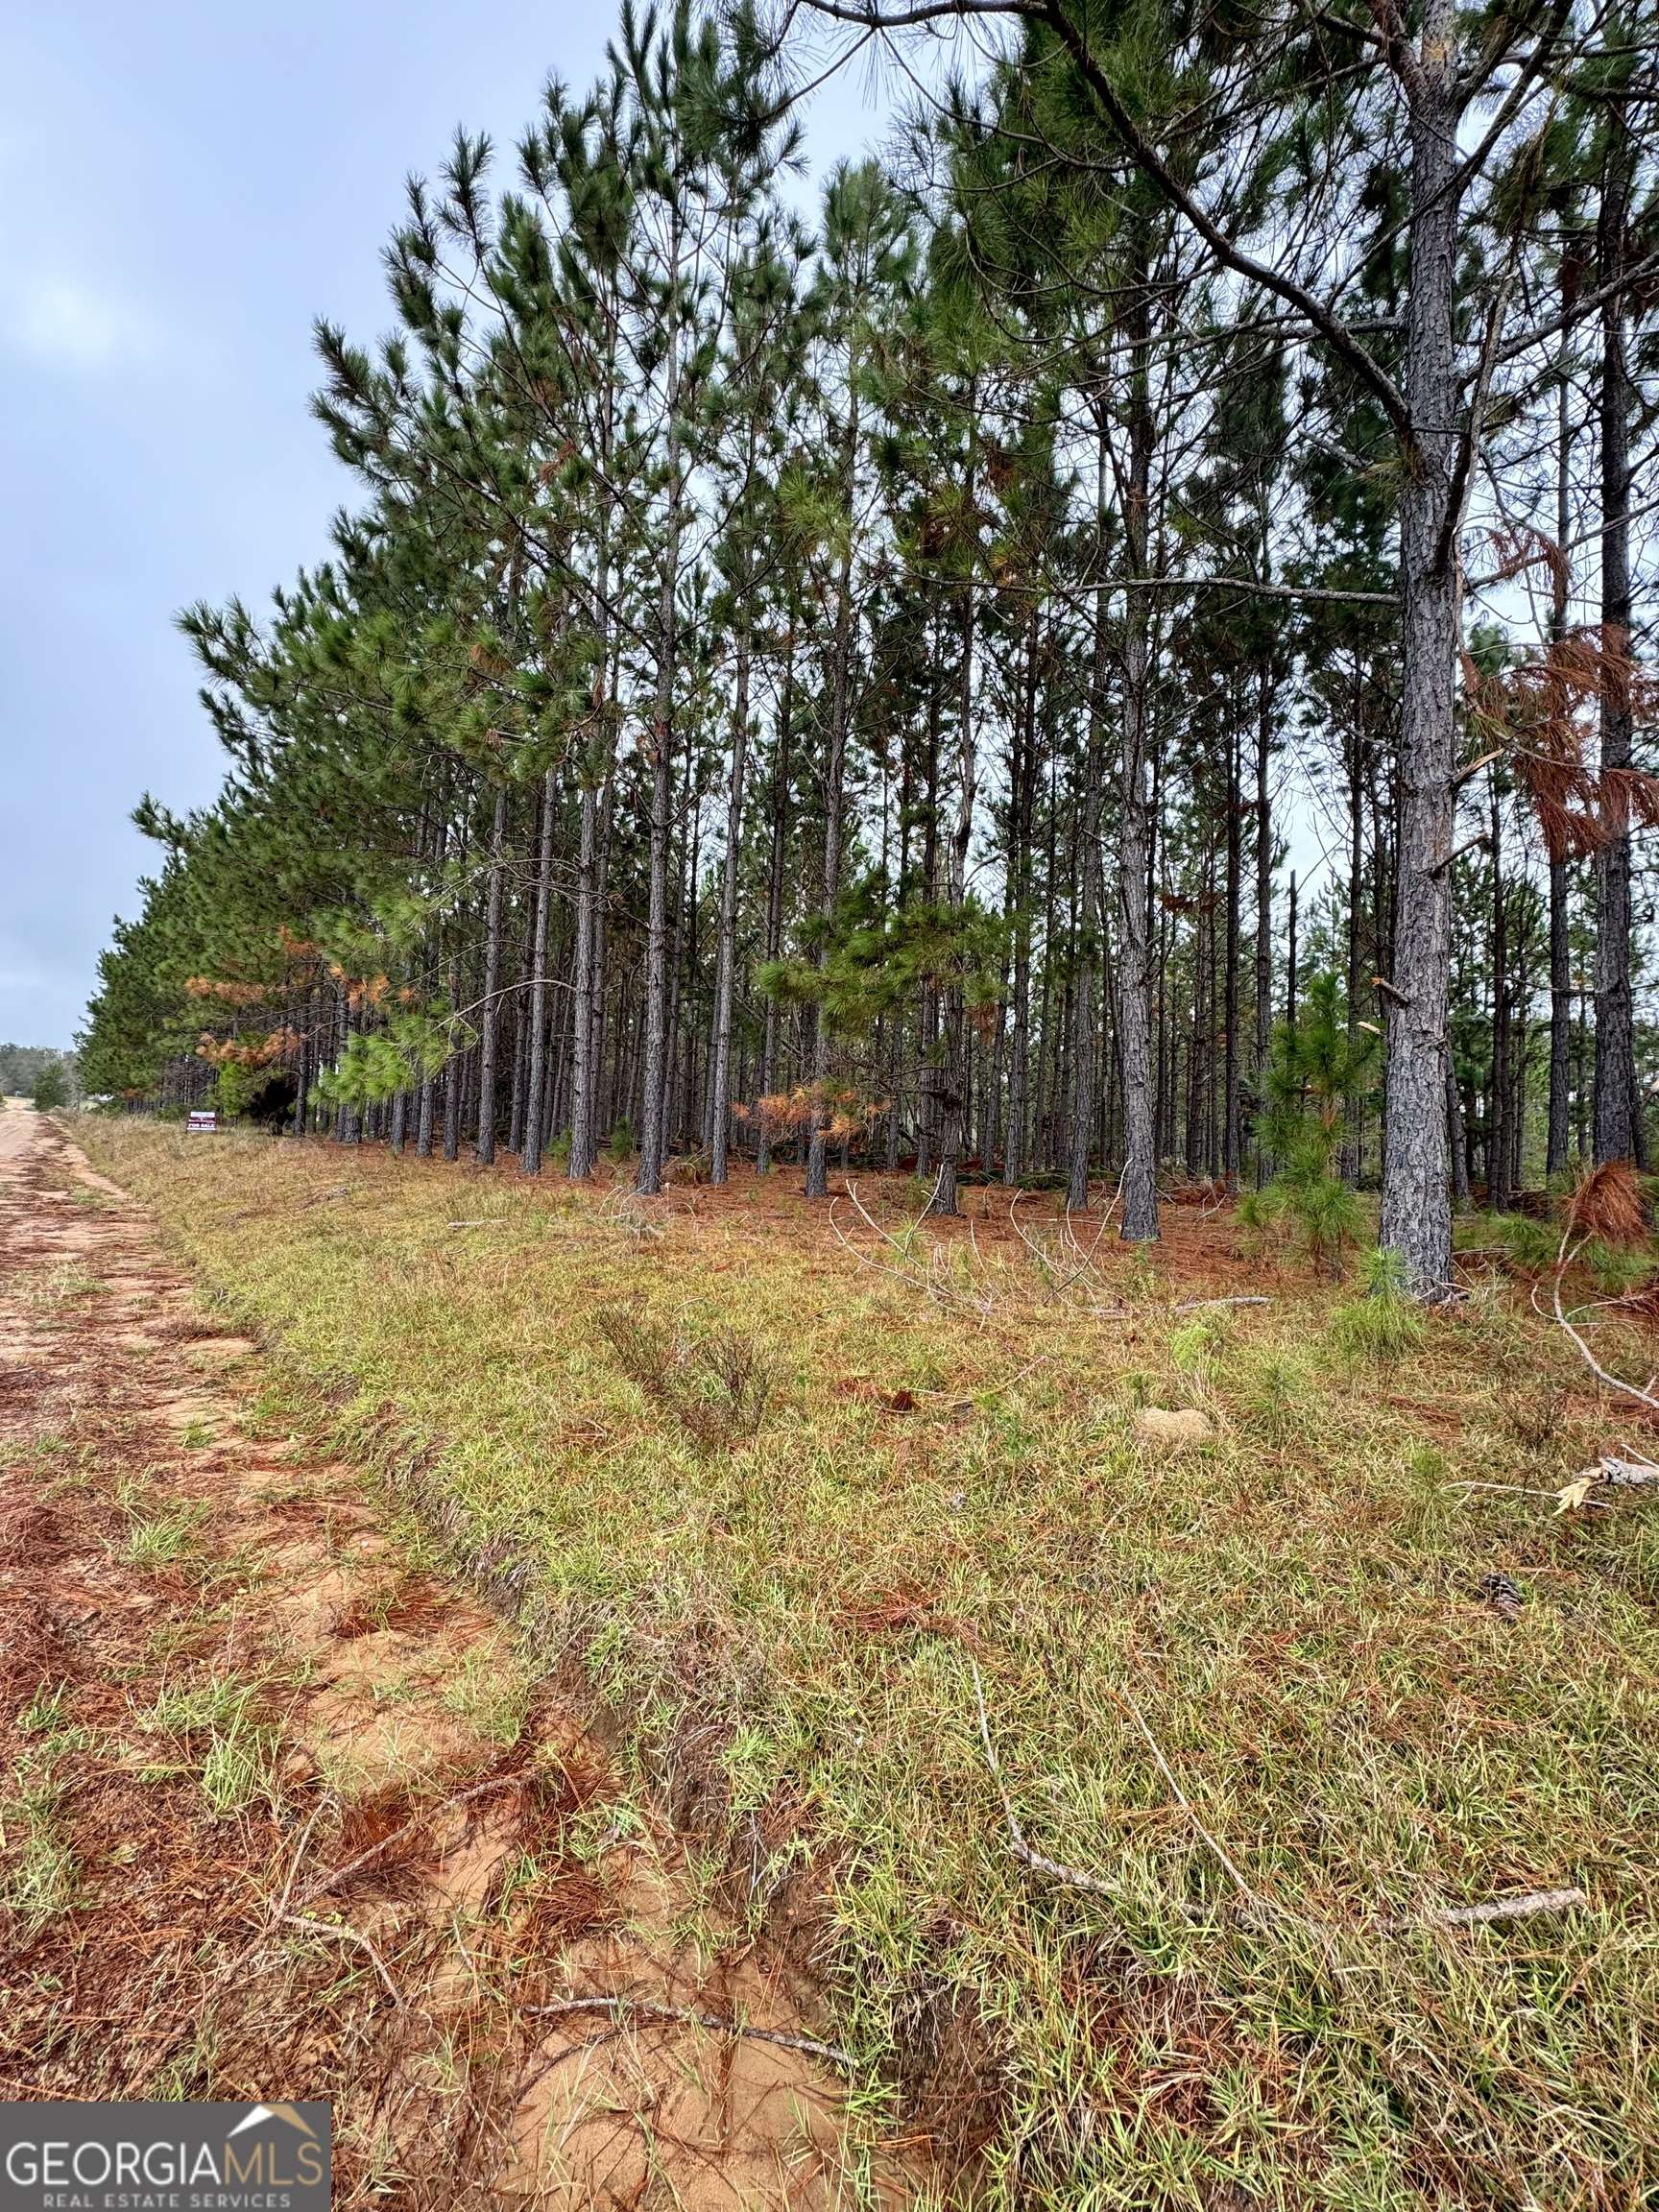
{"left": 0, "top": 4, "right": 912, "bottom": 1048}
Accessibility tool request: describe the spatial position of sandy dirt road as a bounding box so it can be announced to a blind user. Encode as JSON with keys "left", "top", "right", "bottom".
{"left": 0, "top": 1110, "right": 910, "bottom": 2208}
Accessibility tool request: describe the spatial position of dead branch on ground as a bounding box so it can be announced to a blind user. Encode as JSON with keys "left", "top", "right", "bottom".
{"left": 519, "top": 1992, "right": 857, "bottom": 2073}
{"left": 968, "top": 1655, "right": 1590, "bottom": 1947}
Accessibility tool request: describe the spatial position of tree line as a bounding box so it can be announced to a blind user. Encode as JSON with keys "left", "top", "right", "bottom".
{"left": 80, "top": 0, "right": 1657, "bottom": 1292}
{"left": 0, "top": 1046, "right": 77, "bottom": 1107}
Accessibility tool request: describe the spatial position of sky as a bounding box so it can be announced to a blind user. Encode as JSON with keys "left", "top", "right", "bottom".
{"left": 0, "top": 3, "right": 911, "bottom": 1050}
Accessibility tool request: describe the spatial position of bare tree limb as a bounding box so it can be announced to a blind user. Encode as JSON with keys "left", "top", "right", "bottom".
{"left": 520, "top": 1992, "right": 858, "bottom": 2073}
{"left": 970, "top": 1655, "right": 1126, "bottom": 1903}
{"left": 278, "top": 1911, "right": 404, "bottom": 2008}
{"left": 1383, "top": 1887, "right": 1587, "bottom": 1932}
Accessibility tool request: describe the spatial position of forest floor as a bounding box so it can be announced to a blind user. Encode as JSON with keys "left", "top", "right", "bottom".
{"left": 36, "top": 1115, "right": 1659, "bottom": 2209}
{"left": 0, "top": 1105, "right": 918, "bottom": 2211}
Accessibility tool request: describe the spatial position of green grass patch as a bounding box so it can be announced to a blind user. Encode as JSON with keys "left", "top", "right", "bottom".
{"left": 113, "top": 1476, "right": 209, "bottom": 1570}
{"left": 134, "top": 1674, "right": 282, "bottom": 1817}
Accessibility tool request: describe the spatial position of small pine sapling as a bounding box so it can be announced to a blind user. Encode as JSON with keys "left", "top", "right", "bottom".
{"left": 1327, "top": 1245, "right": 1426, "bottom": 1364}
{"left": 1238, "top": 974, "right": 1376, "bottom": 1278}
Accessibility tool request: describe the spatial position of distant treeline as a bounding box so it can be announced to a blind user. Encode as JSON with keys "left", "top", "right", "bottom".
{"left": 0, "top": 1045, "right": 77, "bottom": 1099}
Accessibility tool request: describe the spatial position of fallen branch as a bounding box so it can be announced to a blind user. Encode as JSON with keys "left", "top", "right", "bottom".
{"left": 1591, "top": 1454, "right": 1659, "bottom": 1488}
{"left": 827, "top": 1195, "right": 933, "bottom": 1298}
{"left": 1062, "top": 1184, "right": 1118, "bottom": 1270}
{"left": 1551, "top": 1232, "right": 1659, "bottom": 1414}
{"left": 973, "top": 1351, "right": 1053, "bottom": 1401}
{"left": 227, "top": 1182, "right": 352, "bottom": 1226}
{"left": 271, "top": 1800, "right": 327, "bottom": 1927}
{"left": 1120, "top": 1695, "right": 1260, "bottom": 1911}
{"left": 970, "top": 1655, "right": 1588, "bottom": 1947}
{"left": 297, "top": 1183, "right": 354, "bottom": 1212}
{"left": 277, "top": 1910, "right": 403, "bottom": 2008}
{"left": 298, "top": 1774, "right": 520, "bottom": 1907}
{"left": 969, "top": 1657, "right": 1124, "bottom": 1904}
{"left": 520, "top": 1992, "right": 857, "bottom": 2073}
{"left": 1445, "top": 1479, "right": 1603, "bottom": 1507}
{"left": 832, "top": 1180, "right": 997, "bottom": 1320}
{"left": 1174, "top": 1294, "right": 1270, "bottom": 1312}
{"left": 1383, "top": 1887, "right": 1587, "bottom": 1933}
{"left": 1009, "top": 1188, "right": 1116, "bottom": 1305}
{"left": 972, "top": 1657, "right": 1276, "bottom": 1924}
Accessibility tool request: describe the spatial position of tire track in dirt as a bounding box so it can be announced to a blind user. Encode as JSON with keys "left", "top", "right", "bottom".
{"left": 0, "top": 1110, "right": 917, "bottom": 2208}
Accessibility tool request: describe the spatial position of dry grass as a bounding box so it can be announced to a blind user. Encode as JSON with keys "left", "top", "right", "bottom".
{"left": 77, "top": 1117, "right": 1659, "bottom": 2210}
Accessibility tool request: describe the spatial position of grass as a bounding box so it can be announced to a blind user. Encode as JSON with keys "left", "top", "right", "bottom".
{"left": 1, "top": 1765, "right": 78, "bottom": 1931}
{"left": 440, "top": 1641, "right": 533, "bottom": 1745}
{"left": 76, "top": 1115, "right": 1659, "bottom": 2209}
{"left": 3, "top": 1689, "right": 84, "bottom": 1933}
{"left": 114, "top": 1479, "right": 209, "bottom": 1570}
{"left": 198, "top": 1711, "right": 281, "bottom": 1816}
{"left": 134, "top": 1673, "right": 282, "bottom": 1815}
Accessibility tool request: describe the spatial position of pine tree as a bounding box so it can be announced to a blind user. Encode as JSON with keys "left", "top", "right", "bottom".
{"left": 1240, "top": 974, "right": 1378, "bottom": 1276}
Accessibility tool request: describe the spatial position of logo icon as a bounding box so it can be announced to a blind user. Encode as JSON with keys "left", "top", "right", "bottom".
{"left": 0, "top": 2099, "right": 332, "bottom": 2210}
{"left": 228, "top": 2104, "right": 320, "bottom": 2140}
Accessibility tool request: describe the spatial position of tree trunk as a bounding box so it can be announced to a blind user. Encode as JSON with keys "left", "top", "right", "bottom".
{"left": 569, "top": 352, "right": 616, "bottom": 1183}
{"left": 806, "top": 373, "right": 860, "bottom": 1201}
{"left": 520, "top": 768, "right": 559, "bottom": 1177}
{"left": 590, "top": 773, "right": 614, "bottom": 1150}
{"left": 709, "top": 558, "right": 754, "bottom": 1184}
{"left": 1379, "top": 6, "right": 1459, "bottom": 1294}
{"left": 1547, "top": 361, "right": 1574, "bottom": 1178}
{"left": 1489, "top": 777, "right": 1510, "bottom": 1212}
{"left": 928, "top": 382, "right": 979, "bottom": 1220}
{"left": 1287, "top": 871, "right": 1299, "bottom": 1029}
{"left": 665, "top": 725, "right": 695, "bottom": 1158}
{"left": 569, "top": 777, "right": 603, "bottom": 1179}
{"left": 916, "top": 614, "right": 943, "bottom": 1180}
{"left": 1254, "top": 665, "right": 1273, "bottom": 1180}
{"left": 1004, "top": 609, "right": 1038, "bottom": 1184}
{"left": 637, "top": 247, "right": 685, "bottom": 1198}
{"left": 1068, "top": 437, "right": 1112, "bottom": 1212}
{"left": 1223, "top": 716, "right": 1241, "bottom": 1187}
{"left": 507, "top": 906, "right": 531, "bottom": 1159}
{"left": 1593, "top": 76, "right": 1636, "bottom": 1166}
{"left": 1343, "top": 689, "right": 1365, "bottom": 1184}
{"left": 1448, "top": 1059, "right": 1470, "bottom": 1205}
{"left": 1116, "top": 278, "right": 1159, "bottom": 1242}
{"left": 888, "top": 700, "right": 913, "bottom": 1175}
{"left": 756, "top": 629, "right": 794, "bottom": 1175}
{"left": 443, "top": 950, "right": 463, "bottom": 1165}
{"left": 474, "top": 783, "right": 508, "bottom": 1166}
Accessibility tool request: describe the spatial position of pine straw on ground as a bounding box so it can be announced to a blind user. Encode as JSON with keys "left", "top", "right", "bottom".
{"left": 76, "top": 1118, "right": 1659, "bottom": 2211}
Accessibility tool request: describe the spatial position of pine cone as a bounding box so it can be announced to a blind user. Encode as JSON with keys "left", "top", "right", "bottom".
{"left": 1479, "top": 1572, "right": 1525, "bottom": 1621}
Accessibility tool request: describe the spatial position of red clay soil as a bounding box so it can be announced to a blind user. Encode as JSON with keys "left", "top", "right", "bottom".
{"left": 0, "top": 1109, "right": 918, "bottom": 2209}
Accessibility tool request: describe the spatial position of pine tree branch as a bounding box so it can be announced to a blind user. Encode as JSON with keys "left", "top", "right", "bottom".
{"left": 803, "top": 0, "right": 1414, "bottom": 446}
